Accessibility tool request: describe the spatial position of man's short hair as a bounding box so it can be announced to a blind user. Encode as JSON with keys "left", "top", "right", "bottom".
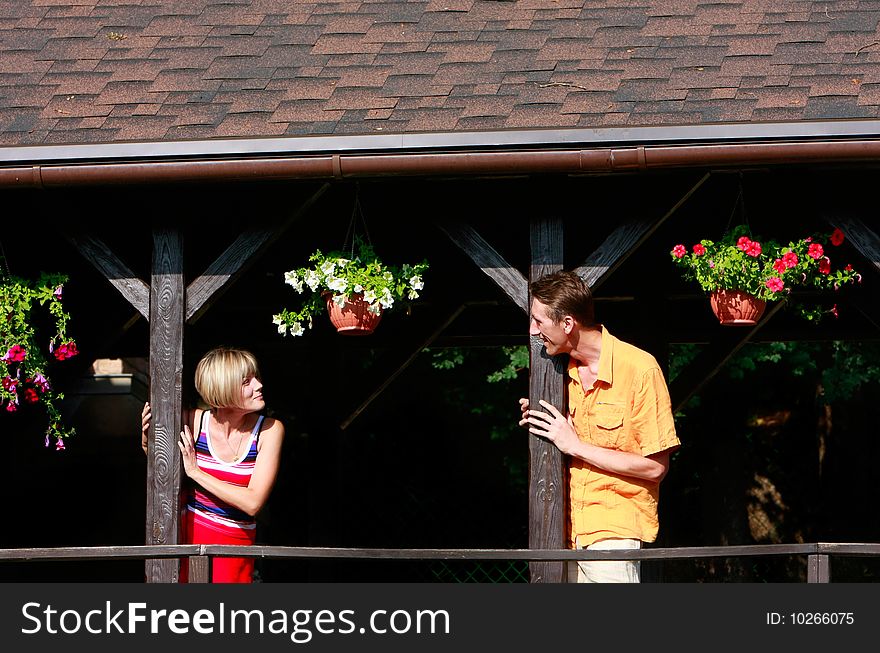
{"left": 529, "top": 270, "right": 595, "bottom": 326}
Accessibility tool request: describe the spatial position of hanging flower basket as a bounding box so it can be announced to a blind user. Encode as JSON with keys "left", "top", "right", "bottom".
{"left": 1, "top": 270, "right": 78, "bottom": 449}
{"left": 671, "top": 225, "right": 862, "bottom": 325}
{"left": 323, "top": 291, "right": 383, "bottom": 335}
{"left": 273, "top": 235, "right": 428, "bottom": 338}
{"left": 709, "top": 289, "right": 766, "bottom": 326}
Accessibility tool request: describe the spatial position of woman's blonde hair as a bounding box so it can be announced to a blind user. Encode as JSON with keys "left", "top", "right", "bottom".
{"left": 194, "top": 347, "right": 260, "bottom": 409}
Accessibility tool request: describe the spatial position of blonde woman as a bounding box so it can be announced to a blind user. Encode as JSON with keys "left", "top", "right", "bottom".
{"left": 142, "top": 346, "right": 285, "bottom": 582}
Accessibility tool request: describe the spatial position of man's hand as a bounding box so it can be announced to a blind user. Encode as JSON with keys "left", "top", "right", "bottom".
{"left": 520, "top": 399, "right": 580, "bottom": 456}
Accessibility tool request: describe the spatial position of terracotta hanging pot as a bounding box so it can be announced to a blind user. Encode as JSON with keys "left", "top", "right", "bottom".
{"left": 709, "top": 289, "right": 766, "bottom": 326}
{"left": 323, "top": 292, "right": 383, "bottom": 335}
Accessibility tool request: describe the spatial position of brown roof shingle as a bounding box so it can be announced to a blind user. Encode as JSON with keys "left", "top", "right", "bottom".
{"left": 2, "top": 0, "right": 880, "bottom": 146}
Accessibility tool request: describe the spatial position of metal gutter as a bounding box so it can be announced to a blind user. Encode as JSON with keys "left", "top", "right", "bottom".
{"left": 1, "top": 121, "right": 880, "bottom": 187}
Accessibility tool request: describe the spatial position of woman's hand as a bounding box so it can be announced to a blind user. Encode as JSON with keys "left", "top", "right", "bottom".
{"left": 178, "top": 425, "right": 199, "bottom": 478}
{"left": 141, "top": 401, "right": 151, "bottom": 454}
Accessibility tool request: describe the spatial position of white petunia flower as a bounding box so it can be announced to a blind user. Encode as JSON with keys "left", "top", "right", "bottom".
{"left": 289, "top": 322, "right": 305, "bottom": 337}
{"left": 305, "top": 270, "right": 320, "bottom": 291}
{"left": 332, "top": 293, "right": 347, "bottom": 308}
{"left": 409, "top": 275, "right": 423, "bottom": 291}
{"left": 320, "top": 260, "right": 337, "bottom": 276}
{"left": 363, "top": 289, "right": 377, "bottom": 304}
{"left": 327, "top": 276, "right": 347, "bottom": 292}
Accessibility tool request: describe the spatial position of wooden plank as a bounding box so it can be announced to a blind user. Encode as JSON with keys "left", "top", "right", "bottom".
{"left": 66, "top": 233, "right": 150, "bottom": 320}
{"left": 186, "top": 182, "right": 330, "bottom": 323}
{"left": 575, "top": 172, "right": 710, "bottom": 289}
{"left": 0, "top": 541, "right": 821, "bottom": 563}
{"left": 670, "top": 300, "right": 786, "bottom": 412}
{"left": 145, "top": 227, "right": 185, "bottom": 583}
{"left": 339, "top": 304, "right": 467, "bottom": 430}
{"left": 528, "top": 217, "right": 566, "bottom": 583}
{"left": 435, "top": 220, "right": 529, "bottom": 312}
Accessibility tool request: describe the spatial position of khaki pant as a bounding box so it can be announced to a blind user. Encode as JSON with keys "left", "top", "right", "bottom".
{"left": 568, "top": 537, "right": 641, "bottom": 583}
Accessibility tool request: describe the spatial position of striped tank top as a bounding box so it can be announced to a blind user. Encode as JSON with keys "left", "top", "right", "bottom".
{"left": 186, "top": 410, "right": 264, "bottom": 533}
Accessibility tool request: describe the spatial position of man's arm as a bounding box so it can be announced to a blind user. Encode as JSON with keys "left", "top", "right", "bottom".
{"left": 520, "top": 399, "right": 671, "bottom": 483}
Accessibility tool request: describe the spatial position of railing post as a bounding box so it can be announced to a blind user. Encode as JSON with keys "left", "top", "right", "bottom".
{"left": 188, "top": 554, "right": 211, "bottom": 583}
{"left": 807, "top": 554, "right": 830, "bottom": 583}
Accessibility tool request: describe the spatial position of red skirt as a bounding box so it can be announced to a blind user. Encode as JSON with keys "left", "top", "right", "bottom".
{"left": 180, "top": 509, "right": 256, "bottom": 583}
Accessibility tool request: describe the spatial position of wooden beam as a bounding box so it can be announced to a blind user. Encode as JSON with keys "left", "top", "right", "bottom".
{"left": 670, "top": 299, "right": 786, "bottom": 412}
{"left": 339, "top": 303, "right": 467, "bottom": 430}
{"left": 435, "top": 220, "right": 529, "bottom": 312}
{"left": 824, "top": 213, "right": 880, "bottom": 276}
{"left": 185, "top": 182, "right": 330, "bottom": 324}
{"left": 528, "top": 217, "right": 566, "bottom": 583}
{"left": 66, "top": 233, "right": 150, "bottom": 320}
{"left": 575, "top": 172, "right": 711, "bottom": 289}
{"left": 146, "top": 227, "right": 185, "bottom": 583}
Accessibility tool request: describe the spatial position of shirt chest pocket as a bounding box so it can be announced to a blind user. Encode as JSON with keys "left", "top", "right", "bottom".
{"left": 589, "top": 403, "right": 625, "bottom": 448}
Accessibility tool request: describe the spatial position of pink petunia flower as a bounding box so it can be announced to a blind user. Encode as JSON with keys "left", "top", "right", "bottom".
{"left": 818, "top": 257, "right": 831, "bottom": 274}
{"left": 53, "top": 341, "right": 79, "bottom": 361}
{"left": 53, "top": 285, "right": 63, "bottom": 300}
{"left": 765, "top": 277, "right": 785, "bottom": 292}
{"left": 746, "top": 241, "right": 762, "bottom": 257}
{"left": 783, "top": 251, "right": 798, "bottom": 268}
{"left": 55, "top": 438, "right": 65, "bottom": 451}
{"left": 672, "top": 244, "right": 687, "bottom": 258}
{"left": 692, "top": 243, "right": 706, "bottom": 256}
{"left": 808, "top": 243, "right": 824, "bottom": 259}
{"left": 773, "top": 259, "right": 787, "bottom": 274}
{"left": 2, "top": 345, "right": 27, "bottom": 363}
{"left": 830, "top": 229, "right": 845, "bottom": 246}
{"left": 32, "top": 373, "right": 50, "bottom": 393}
{"left": 737, "top": 236, "right": 752, "bottom": 252}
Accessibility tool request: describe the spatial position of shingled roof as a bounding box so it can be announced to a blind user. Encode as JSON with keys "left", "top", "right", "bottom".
{"left": 2, "top": 1, "right": 880, "bottom": 148}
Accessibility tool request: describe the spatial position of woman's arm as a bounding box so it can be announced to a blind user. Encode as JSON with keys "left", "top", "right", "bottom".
{"left": 178, "top": 416, "right": 285, "bottom": 517}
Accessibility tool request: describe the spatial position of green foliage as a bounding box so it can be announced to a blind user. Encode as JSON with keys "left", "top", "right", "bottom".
{"left": 671, "top": 225, "right": 862, "bottom": 321}
{"left": 426, "top": 345, "right": 529, "bottom": 492}
{"left": 486, "top": 346, "right": 529, "bottom": 383}
{"left": 671, "top": 340, "right": 880, "bottom": 407}
{"left": 273, "top": 235, "right": 429, "bottom": 337}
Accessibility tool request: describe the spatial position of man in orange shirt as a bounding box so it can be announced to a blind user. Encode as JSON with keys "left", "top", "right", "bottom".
{"left": 519, "top": 270, "right": 680, "bottom": 583}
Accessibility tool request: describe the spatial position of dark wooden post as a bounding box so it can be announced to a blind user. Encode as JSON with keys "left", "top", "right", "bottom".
{"left": 145, "top": 227, "right": 185, "bottom": 583}
{"left": 528, "top": 217, "right": 566, "bottom": 583}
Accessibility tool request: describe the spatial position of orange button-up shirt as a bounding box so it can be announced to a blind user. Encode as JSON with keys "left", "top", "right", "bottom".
{"left": 567, "top": 326, "right": 680, "bottom": 547}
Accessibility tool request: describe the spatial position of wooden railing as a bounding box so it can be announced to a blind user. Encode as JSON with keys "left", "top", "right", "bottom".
{"left": 3, "top": 543, "right": 880, "bottom": 582}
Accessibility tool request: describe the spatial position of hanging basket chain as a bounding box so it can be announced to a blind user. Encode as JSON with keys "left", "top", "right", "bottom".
{"left": 0, "top": 236, "right": 11, "bottom": 279}
{"left": 342, "top": 184, "right": 373, "bottom": 257}
{"left": 724, "top": 172, "right": 750, "bottom": 238}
